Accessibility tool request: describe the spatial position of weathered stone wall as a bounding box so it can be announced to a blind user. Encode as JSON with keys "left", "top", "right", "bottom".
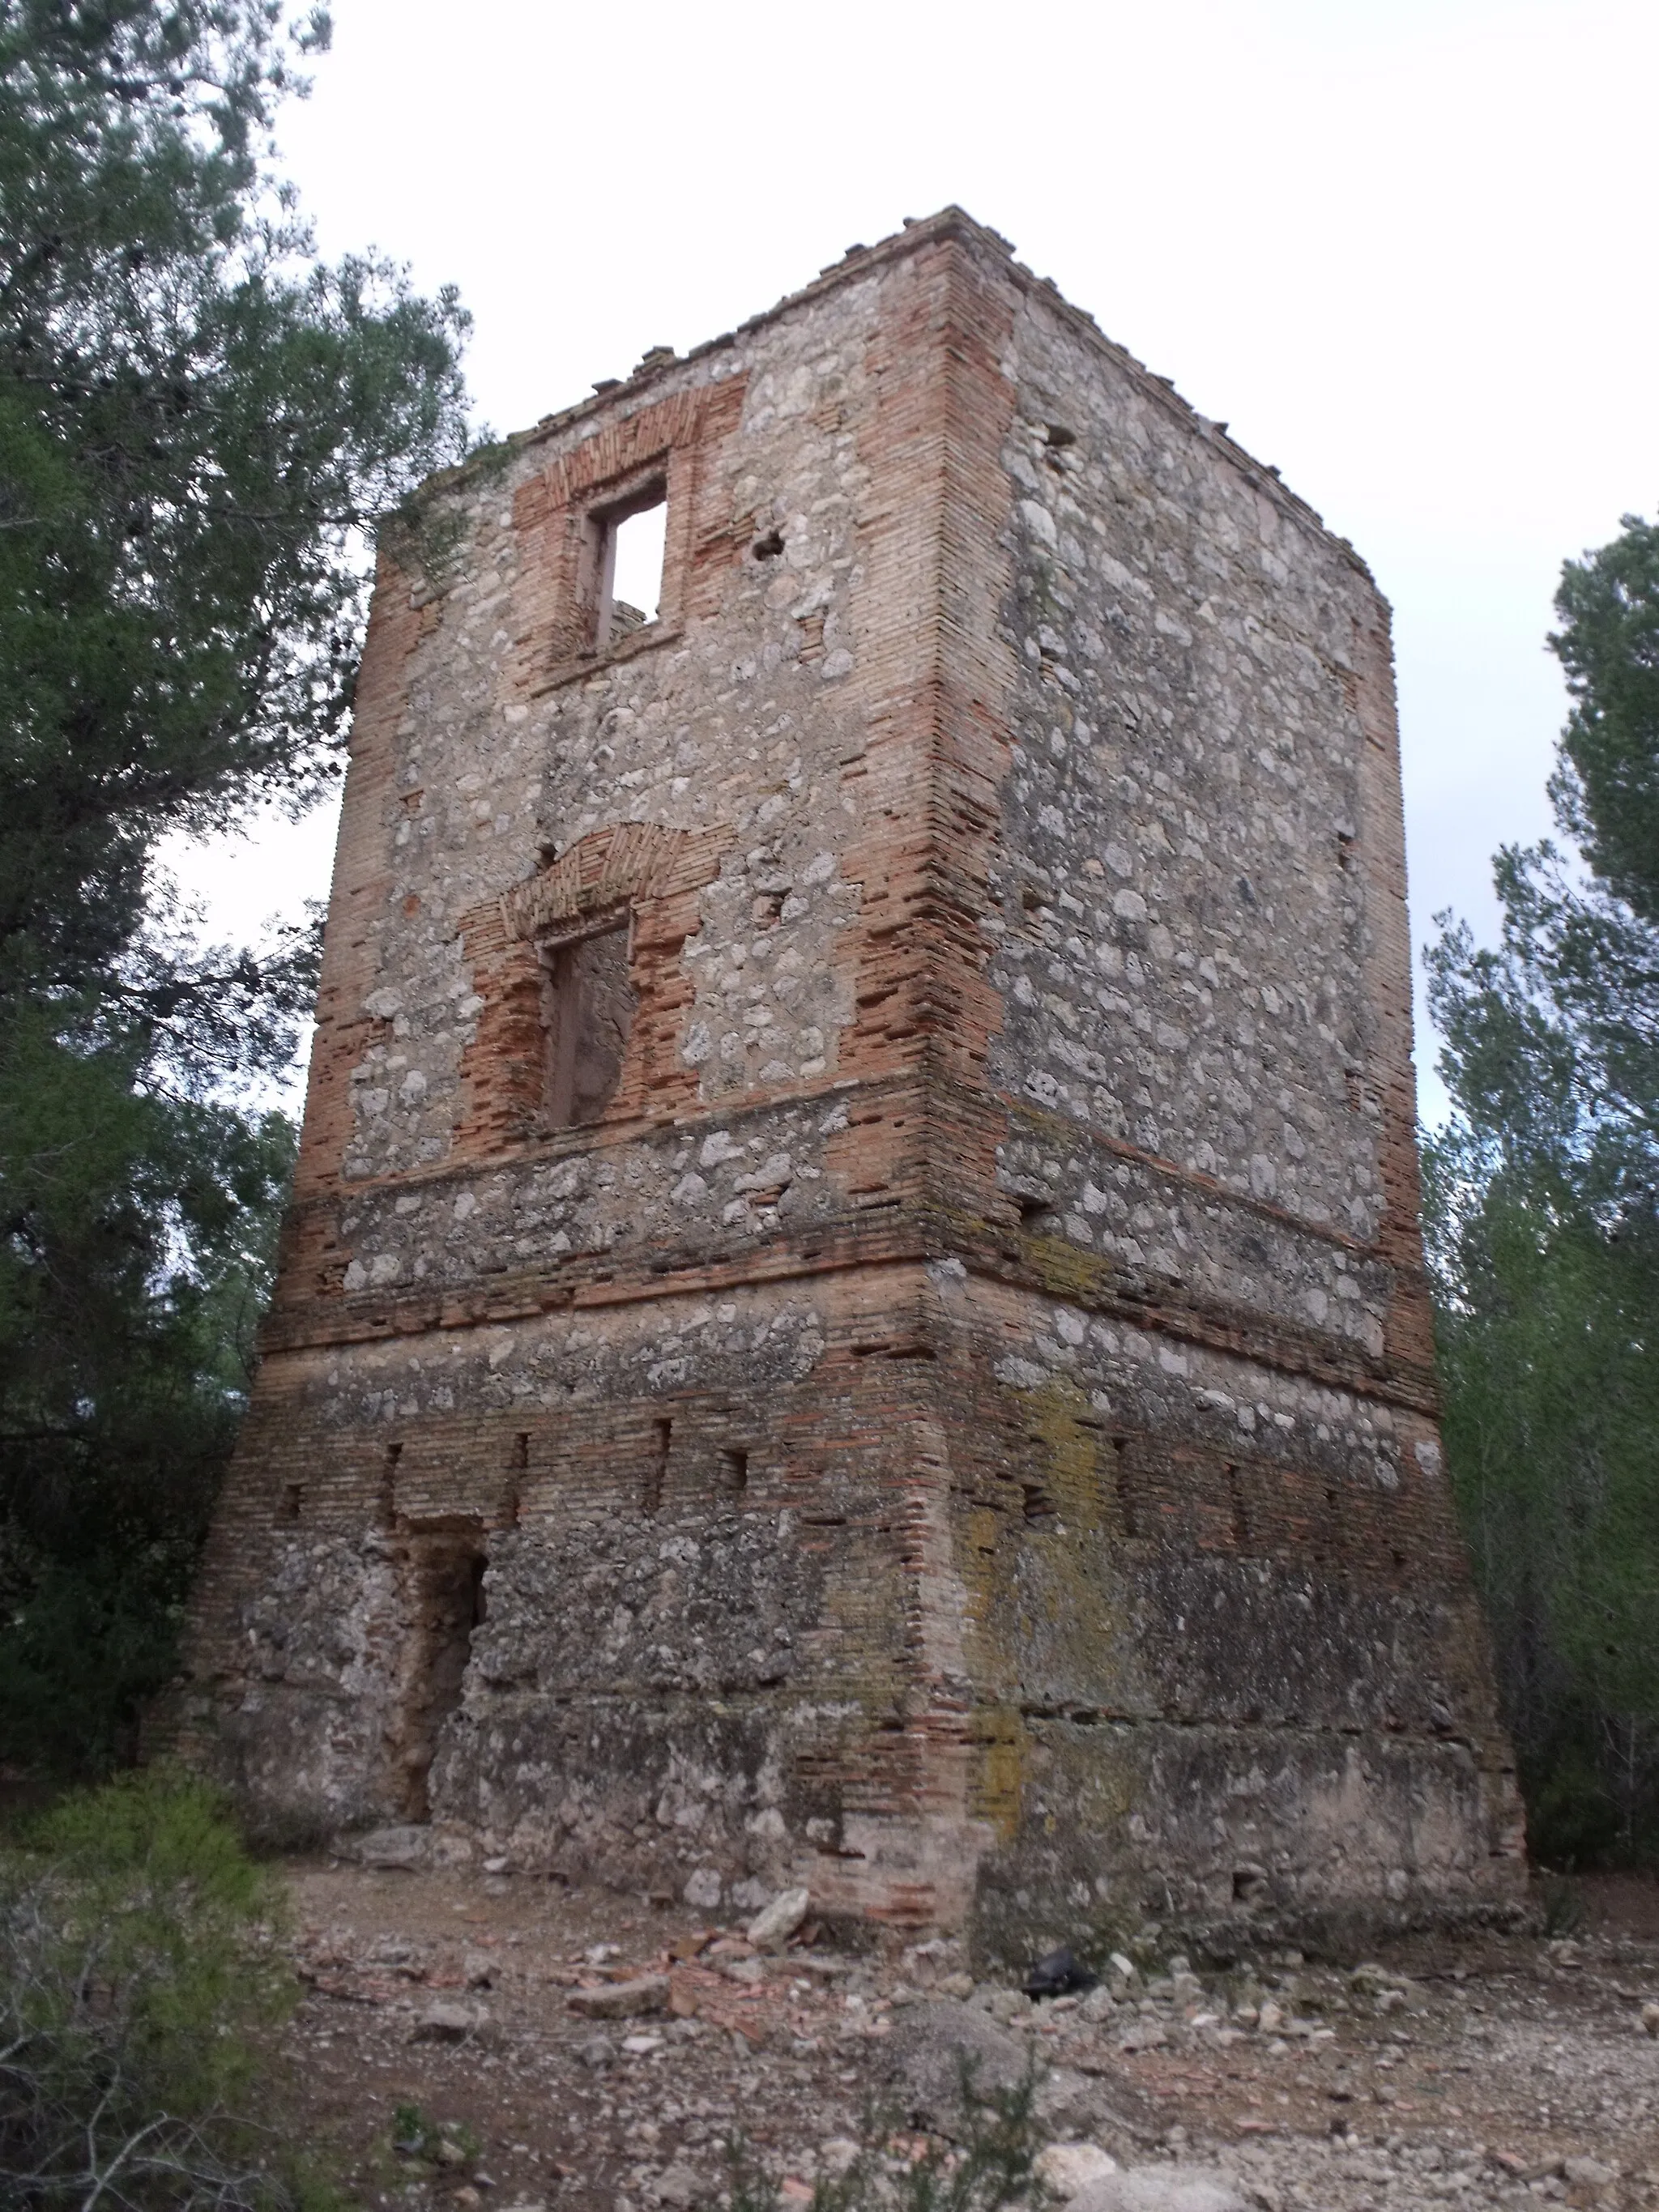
{"left": 923, "top": 269, "right": 1520, "bottom": 1958}
{"left": 170, "top": 209, "right": 1524, "bottom": 1954}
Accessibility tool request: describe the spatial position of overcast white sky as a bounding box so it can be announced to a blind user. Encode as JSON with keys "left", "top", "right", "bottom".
{"left": 167, "top": 0, "right": 1659, "bottom": 1123}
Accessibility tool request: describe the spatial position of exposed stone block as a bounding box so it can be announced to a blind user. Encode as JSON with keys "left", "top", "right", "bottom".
{"left": 567, "top": 1975, "right": 671, "bottom": 2021}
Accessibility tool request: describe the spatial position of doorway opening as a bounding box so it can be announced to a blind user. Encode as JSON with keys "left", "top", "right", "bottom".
{"left": 394, "top": 1523, "right": 488, "bottom": 1821}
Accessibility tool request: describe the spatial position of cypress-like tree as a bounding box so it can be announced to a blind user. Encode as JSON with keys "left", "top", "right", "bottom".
{"left": 1427, "top": 514, "right": 1659, "bottom": 1862}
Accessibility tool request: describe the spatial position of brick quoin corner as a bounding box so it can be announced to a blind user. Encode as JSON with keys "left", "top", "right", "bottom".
{"left": 166, "top": 210, "right": 1526, "bottom": 1961}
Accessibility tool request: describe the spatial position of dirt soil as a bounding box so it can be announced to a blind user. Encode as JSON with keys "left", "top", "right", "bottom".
{"left": 276, "top": 1860, "right": 1659, "bottom": 2211}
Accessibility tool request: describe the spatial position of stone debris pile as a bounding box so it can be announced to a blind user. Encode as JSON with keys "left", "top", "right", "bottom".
{"left": 282, "top": 1864, "right": 1659, "bottom": 2212}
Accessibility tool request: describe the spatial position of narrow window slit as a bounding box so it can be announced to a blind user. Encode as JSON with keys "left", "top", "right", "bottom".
{"left": 1021, "top": 1479, "right": 1058, "bottom": 1528}
{"left": 1017, "top": 1191, "right": 1059, "bottom": 1237}
{"left": 504, "top": 1434, "right": 529, "bottom": 1529}
{"left": 720, "top": 1447, "right": 749, "bottom": 1497}
{"left": 1227, "top": 1463, "right": 1248, "bottom": 1549}
{"left": 1021, "top": 1443, "right": 1058, "bottom": 1528}
{"left": 1111, "top": 1441, "right": 1138, "bottom": 1540}
{"left": 380, "top": 1441, "right": 403, "bottom": 1528}
{"left": 643, "top": 1418, "right": 671, "bottom": 1516}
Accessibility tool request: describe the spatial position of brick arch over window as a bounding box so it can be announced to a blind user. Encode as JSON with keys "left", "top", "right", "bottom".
{"left": 452, "top": 823, "right": 735, "bottom": 1160}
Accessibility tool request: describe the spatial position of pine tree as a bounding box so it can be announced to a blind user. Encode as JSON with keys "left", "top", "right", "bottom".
{"left": 0, "top": 2, "right": 474, "bottom": 1765}
{"left": 1427, "top": 513, "right": 1659, "bottom": 1860}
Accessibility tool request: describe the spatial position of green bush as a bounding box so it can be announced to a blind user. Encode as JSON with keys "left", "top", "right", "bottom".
{"left": 0, "top": 1769, "right": 321, "bottom": 2210}
{"left": 1525, "top": 1739, "right": 1624, "bottom": 1870}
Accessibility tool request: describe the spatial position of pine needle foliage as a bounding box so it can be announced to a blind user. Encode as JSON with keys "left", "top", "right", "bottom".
{"left": 0, "top": 2, "right": 475, "bottom": 1768}
{"left": 1426, "top": 513, "right": 1659, "bottom": 1861}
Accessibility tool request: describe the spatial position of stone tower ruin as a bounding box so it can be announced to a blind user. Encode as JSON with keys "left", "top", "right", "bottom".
{"left": 173, "top": 209, "right": 1524, "bottom": 1954}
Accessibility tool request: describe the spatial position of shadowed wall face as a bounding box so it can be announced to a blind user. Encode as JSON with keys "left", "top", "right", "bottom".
{"left": 168, "top": 211, "right": 1524, "bottom": 1952}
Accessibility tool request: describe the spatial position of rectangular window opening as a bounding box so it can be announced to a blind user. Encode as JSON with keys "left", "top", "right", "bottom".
{"left": 720, "top": 1447, "right": 749, "bottom": 1497}
{"left": 539, "top": 914, "right": 638, "bottom": 1130}
{"left": 279, "top": 1482, "right": 304, "bottom": 1524}
{"left": 597, "top": 483, "right": 667, "bottom": 647}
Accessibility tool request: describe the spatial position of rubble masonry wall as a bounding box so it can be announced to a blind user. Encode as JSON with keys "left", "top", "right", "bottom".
{"left": 171, "top": 211, "right": 1523, "bottom": 1957}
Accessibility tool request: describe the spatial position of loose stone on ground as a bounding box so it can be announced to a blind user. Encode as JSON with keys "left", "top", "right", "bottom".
{"left": 280, "top": 1860, "right": 1659, "bottom": 2212}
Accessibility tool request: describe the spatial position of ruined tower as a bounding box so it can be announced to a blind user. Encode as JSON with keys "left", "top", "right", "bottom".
{"left": 173, "top": 210, "right": 1525, "bottom": 1953}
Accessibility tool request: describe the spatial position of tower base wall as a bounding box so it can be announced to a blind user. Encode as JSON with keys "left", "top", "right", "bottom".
{"left": 172, "top": 1253, "right": 1524, "bottom": 1951}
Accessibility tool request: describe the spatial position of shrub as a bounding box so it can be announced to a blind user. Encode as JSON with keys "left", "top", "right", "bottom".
{"left": 1525, "top": 1739, "right": 1624, "bottom": 1869}
{"left": 0, "top": 1769, "right": 318, "bottom": 2210}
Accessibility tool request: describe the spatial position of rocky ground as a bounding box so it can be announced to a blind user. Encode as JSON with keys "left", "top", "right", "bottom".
{"left": 275, "top": 1852, "right": 1659, "bottom": 2212}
